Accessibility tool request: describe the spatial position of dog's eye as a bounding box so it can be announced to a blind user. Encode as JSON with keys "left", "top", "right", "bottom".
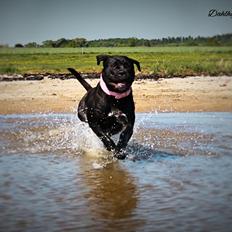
{"left": 123, "top": 63, "right": 129, "bottom": 68}
{"left": 113, "top": 63, "right": 120, "bottom": 69}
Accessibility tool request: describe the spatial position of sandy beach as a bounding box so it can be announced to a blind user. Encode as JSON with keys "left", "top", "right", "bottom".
{"left": 0, "top": 75, "right": 232, "bottom": 114}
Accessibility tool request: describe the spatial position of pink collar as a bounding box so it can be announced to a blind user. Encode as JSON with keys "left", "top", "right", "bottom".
{"left": 100, "top": 75, "right": 131, "bottom": 99}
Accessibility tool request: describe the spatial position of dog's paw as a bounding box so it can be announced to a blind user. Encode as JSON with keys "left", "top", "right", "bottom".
{"left": 114, "top": 152, "right": 126, "bottom": 160}
{"left": 113, "top": 148, "right": 127, "bottom": 160}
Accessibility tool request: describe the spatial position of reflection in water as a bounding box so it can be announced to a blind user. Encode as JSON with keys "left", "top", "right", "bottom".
{"left": 80, "top": 157, "right": 144, "bottom": 231}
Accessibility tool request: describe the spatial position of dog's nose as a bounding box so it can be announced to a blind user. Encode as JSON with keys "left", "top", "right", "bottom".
{"left": 118, "top": 66, "right": 126, "bottom": 74}
{"left": 115, "top": 64, "right": 125, "bottom": 71}
{"left": 118, "top": 70, "right": 125, "bottom": 75}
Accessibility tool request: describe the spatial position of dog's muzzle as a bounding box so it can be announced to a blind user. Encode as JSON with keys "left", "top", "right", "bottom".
{"left": 100, "top": 75, "right": 131, "bottom": 99}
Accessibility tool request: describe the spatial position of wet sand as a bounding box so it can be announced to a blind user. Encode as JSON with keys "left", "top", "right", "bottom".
{"left": 0, "top": 76, "right": 232, "bottom": 114}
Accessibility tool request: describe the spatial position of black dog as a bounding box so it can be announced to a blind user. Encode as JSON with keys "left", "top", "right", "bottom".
{"left": 68, "top": 55, "right": 141, "bottom": 159}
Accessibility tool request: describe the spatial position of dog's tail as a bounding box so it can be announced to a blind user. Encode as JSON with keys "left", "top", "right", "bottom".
{"left": 68, "top": 68, "right": 92, "bottom": 91}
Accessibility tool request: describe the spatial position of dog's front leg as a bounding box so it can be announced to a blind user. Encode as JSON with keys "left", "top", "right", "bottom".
{"left": 88, "top": 121, "right": 116, "bottom": 151}
{"left": 117, "top": 124, "right": 134, "bottom": 150}
{"left": 114, "top": 122, "right": 134, "bottom": 159}
{"left": 114, "top": 111, "right": 135, "bottom": 159}
{"left": 117, "top": 111, "right": 135, "bottom": 150}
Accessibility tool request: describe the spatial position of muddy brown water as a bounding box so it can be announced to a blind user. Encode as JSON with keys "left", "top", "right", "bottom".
{"left": 0, "top": 113, "right": 232, "bottom": 232}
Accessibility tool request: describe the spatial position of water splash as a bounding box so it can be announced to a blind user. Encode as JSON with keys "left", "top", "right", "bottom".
{"left": 1, "top": 112, "right": 231, "bottom": 160}
{"left": 0, "top": 113, "right": 103, "bottom": 156}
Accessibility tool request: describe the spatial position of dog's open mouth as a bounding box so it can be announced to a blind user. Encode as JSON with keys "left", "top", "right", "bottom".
{"left": 110, "top": 82, "right": 128, "bottom": 92}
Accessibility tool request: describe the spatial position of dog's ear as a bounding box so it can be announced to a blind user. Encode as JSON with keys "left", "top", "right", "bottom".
{"left": 96, "top": 55, "right": 110, "bottom": 65}
{"left": 130, "top": 58, "right": 141, "bottom": 71}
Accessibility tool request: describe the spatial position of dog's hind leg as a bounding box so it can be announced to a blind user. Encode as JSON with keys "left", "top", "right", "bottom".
{"left": 87, "top": 112, "right": 116, "bottom": 151}
{"left": 78, "top": 96, "right": 88, "bottom": 122}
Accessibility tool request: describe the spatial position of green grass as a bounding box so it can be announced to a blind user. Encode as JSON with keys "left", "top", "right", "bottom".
{"left": 0, "top": 47, "right": 232, "bottom": 76}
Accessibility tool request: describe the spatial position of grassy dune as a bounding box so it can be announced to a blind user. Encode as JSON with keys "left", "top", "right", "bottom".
{"left": 0, "top": 47, "right": 232, "bottom": 76}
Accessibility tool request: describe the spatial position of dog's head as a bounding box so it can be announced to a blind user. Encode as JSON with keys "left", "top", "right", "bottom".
{"left": 97, "top": 55, "right": 141, "bottom": 93}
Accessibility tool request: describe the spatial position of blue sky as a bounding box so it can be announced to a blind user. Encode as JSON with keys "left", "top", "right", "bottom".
{"left": 0, "top": 0, "right": 232, "bottom": 45}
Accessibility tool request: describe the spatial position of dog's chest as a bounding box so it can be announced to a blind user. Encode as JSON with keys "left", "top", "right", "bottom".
{"left": 108, "top": 107, "right": 125, "bottom": 118}
{"left": 107, "top": 106, "right": 128, "bottom": 126}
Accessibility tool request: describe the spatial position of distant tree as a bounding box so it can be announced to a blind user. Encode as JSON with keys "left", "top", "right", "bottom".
{"left": 0, "top": 44, "right": 9, "bottom": 48}
{"left": 24, "top": 42, "right": 38, "bottom": 48}
{"left": 65, "top": 40, "right": 76, "bottom": 47}
{"left": 54, "top": 38, "right": 68, "bottom": 47}
{"left": 143, "top": 39, "right": 151, "bottom": 47}
{"left": 15, "top": 43, "right": 24, "bottom": 48}
{"left": 206, "top": 38, "right": 220, "bottom": 46}
{"left": 128, "top": 37, "right": 138, "bottom": 47}
{"left": 42, "top": 40, "right": 55, "bottom": 47}
{"left": 20, "top": 33, "right": 232, "bottom": 48}
{"left": 73, "top": 38, "right": 87, "bottom": 47}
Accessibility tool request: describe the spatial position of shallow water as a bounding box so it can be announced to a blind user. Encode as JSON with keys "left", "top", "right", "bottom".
{"left": 0, "top": 112, "right": 232, "bottom": 232}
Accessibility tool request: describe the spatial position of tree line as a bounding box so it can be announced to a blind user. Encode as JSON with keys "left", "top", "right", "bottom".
{"left": 11, "top": 33, "right": 232, "bottom": 48}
